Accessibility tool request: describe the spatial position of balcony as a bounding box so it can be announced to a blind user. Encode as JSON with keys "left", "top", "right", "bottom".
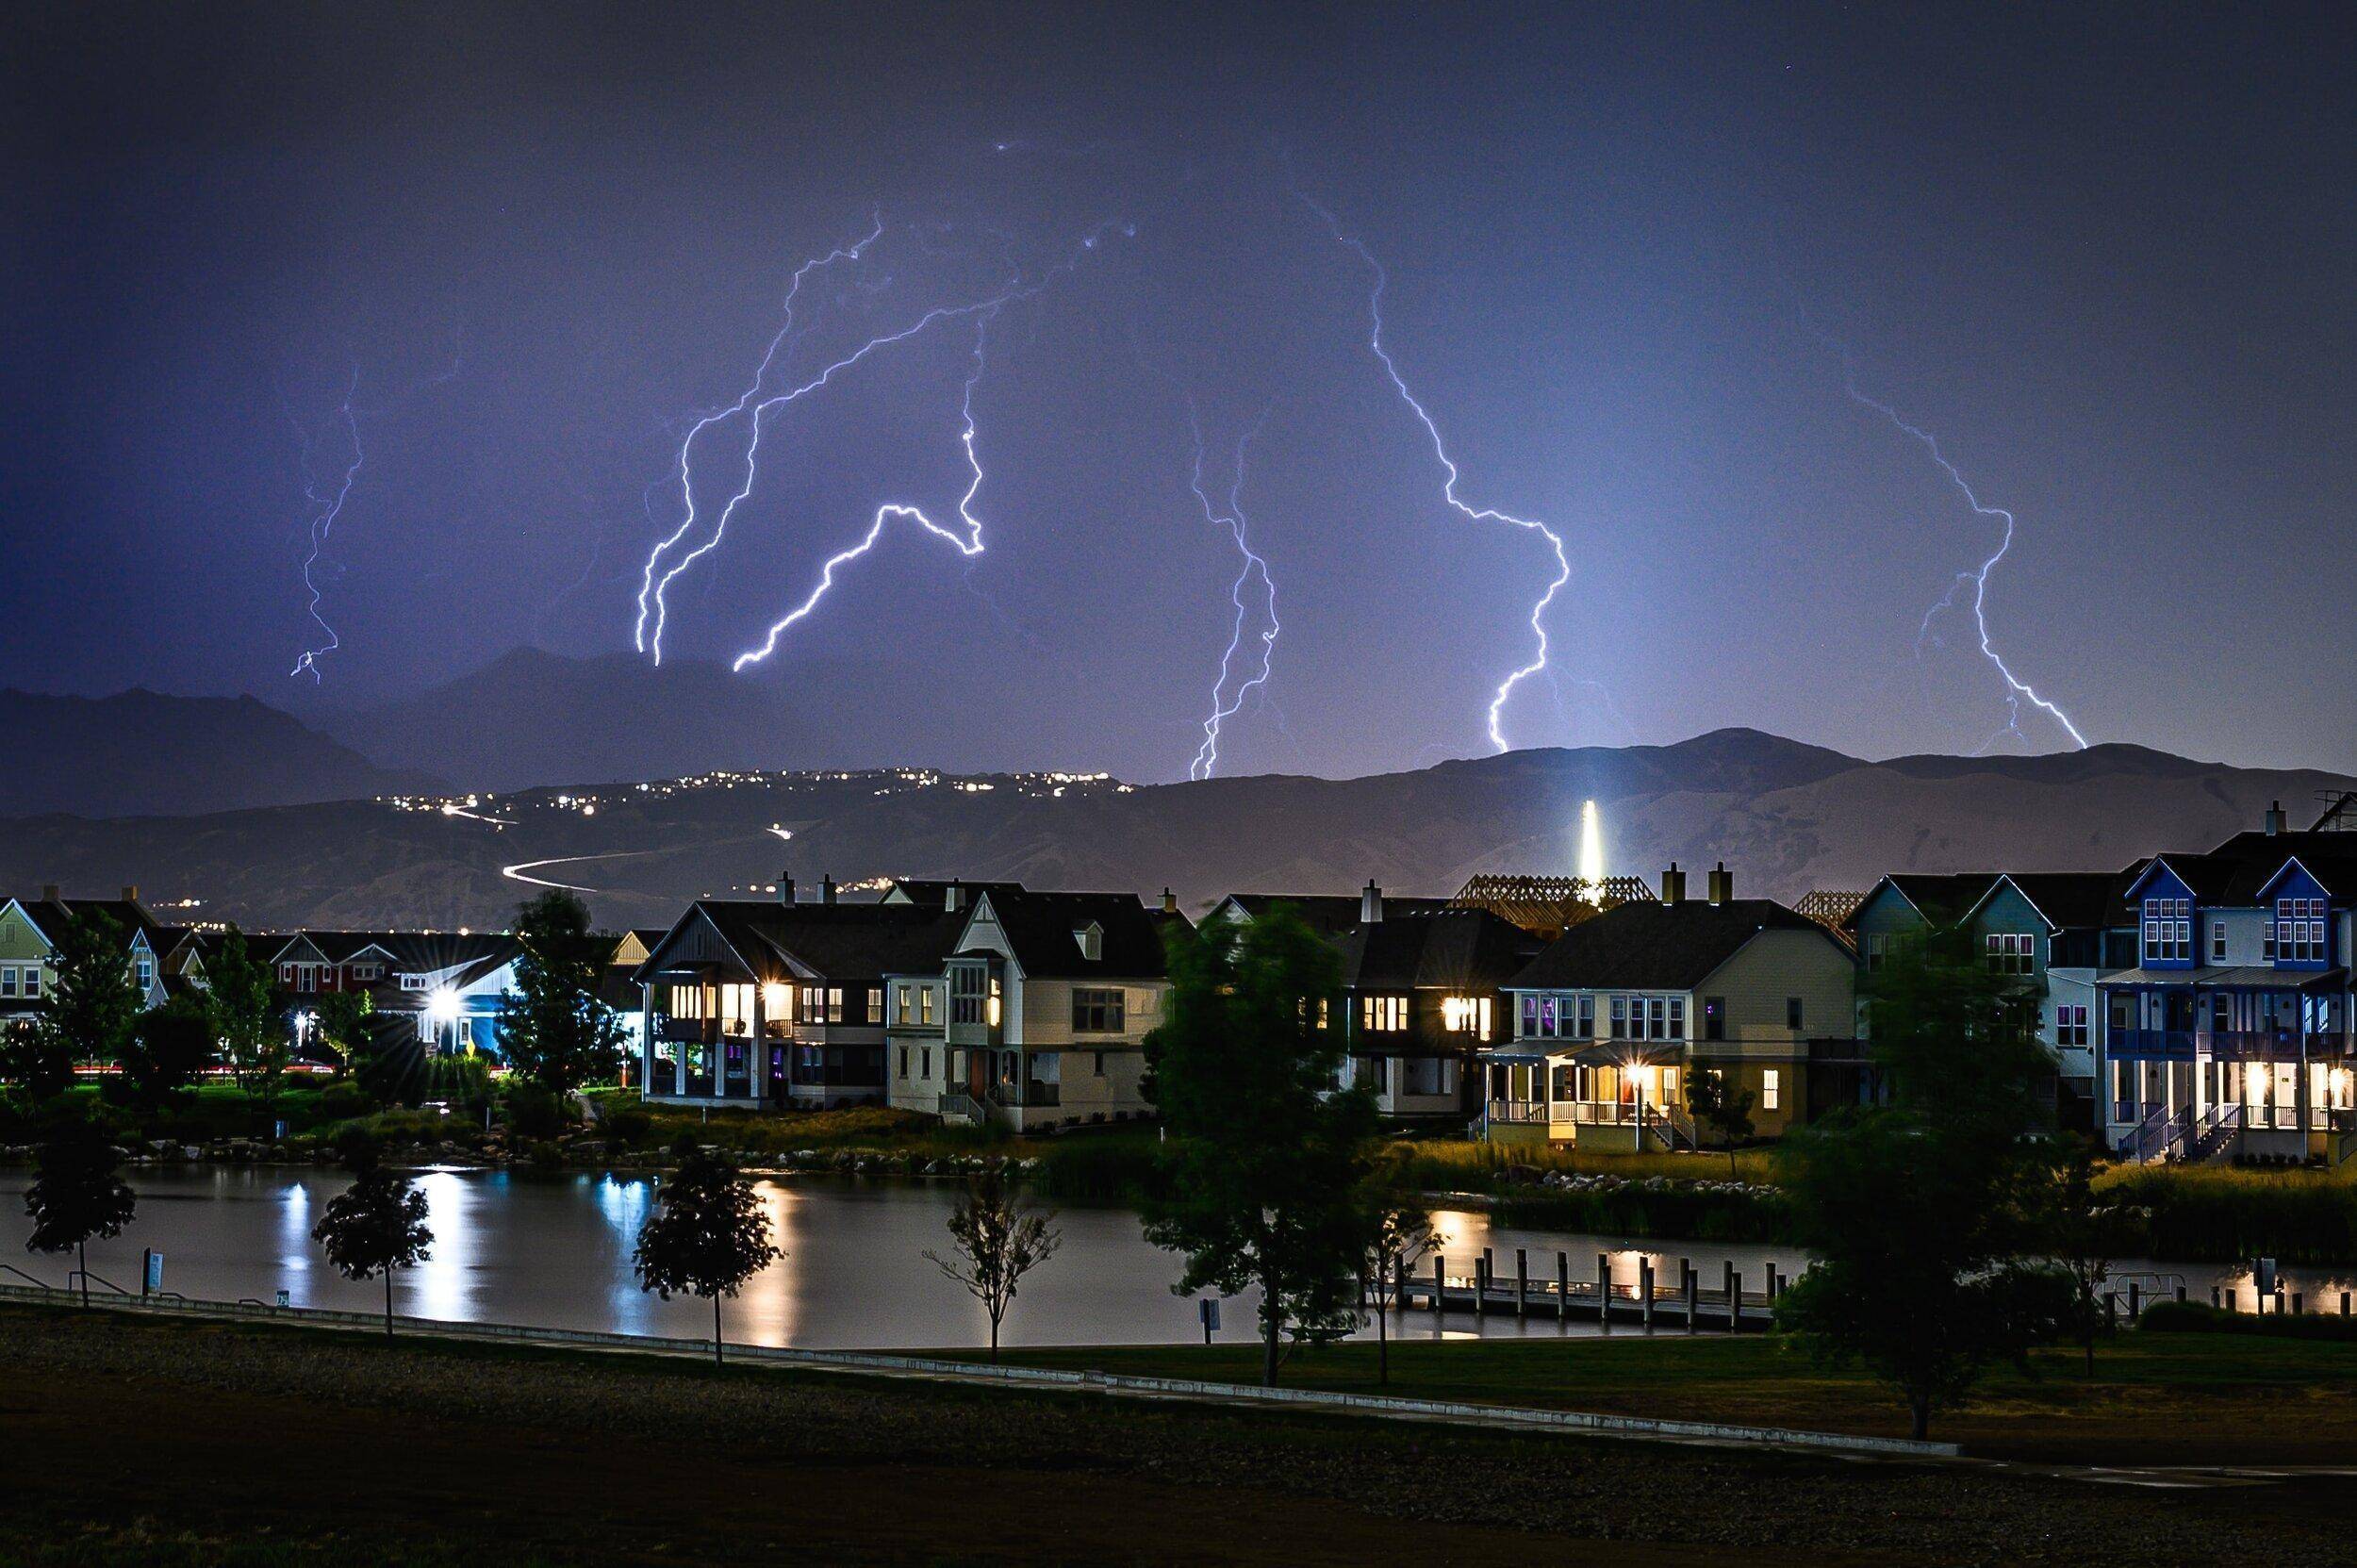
{"left": 2108, "top": 1028, "right": 2195, "bottom": 1060}
{"left": 987, "top": 1081, "right": 1060, "bottom": 1109}
{"left": 653, "top": 1015, "right": 718, "bottom": 1046}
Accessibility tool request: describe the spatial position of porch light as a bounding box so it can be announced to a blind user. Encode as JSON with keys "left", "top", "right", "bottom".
{"left": 1442, "top": 997, "right": 1469, "bottom": 1032}
{"left": 425, "top": 987, "right": 461, "bottom": 1028}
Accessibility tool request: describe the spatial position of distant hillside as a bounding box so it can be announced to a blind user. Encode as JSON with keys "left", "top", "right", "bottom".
{"left": 2, "top": 727, "right": 2349, "bottom": 931}
{"left": 0, "top": 688, "right": 444, "bottom": 818}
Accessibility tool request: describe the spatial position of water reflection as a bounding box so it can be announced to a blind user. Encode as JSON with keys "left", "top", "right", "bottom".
{"left": 4, "top": 1166, "right": 2346, "bottom": 1350}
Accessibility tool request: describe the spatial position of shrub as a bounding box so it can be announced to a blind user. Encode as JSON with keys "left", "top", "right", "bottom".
{"left": 503, "top": 1085, "right": 569, "bottom": 1141}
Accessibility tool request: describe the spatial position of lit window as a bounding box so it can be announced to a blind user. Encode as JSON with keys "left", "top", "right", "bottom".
{"left": 1761, "top": 1068, "right": 1781, "bottom": 1112}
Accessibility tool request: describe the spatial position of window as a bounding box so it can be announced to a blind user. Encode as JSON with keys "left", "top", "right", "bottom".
{"left": 1360, "top": 995, "right": 1407, "bottom": 1032}
{"left": 0, "top": 966, "right": 15, "bottom": 998}
{"left": 1440, "top": 996, "right": 1491, "bottom": 1037}
{"left": 1863, "top": 933, "right": 1891, "bottom": 971}
{"left": 1703, "top": 997, "right": 1724, "bottom": 1042}
{"left": 1092, "top": 1050, "right": 1106, "bottom": 1076}
{"left": 1520, "top": 994, "right": 1591, "bottom": 1040}
{"left": 1786, "top": 996, "right": 1805, "bottom": 1031}
{"left": 2055, "top": 1005, "right": 2089, "bottom": 1048}
{"left": 22, "top": 968, "right": 37, "bottom": 999}
{"left": 280, "top": 965, "right": 296, "bottom": 984}
{"left": 898, "top": 1047, "right": 909, "bottom": 1078}
{"left": 2277, "top": 899, "right": 2327, "bottom": 964}
{"left": 668, "top": 983, "right": 705, "bottom": 1018}
{"left": 1072, "top": 987, "right": 1126, "bottom": 1033}
{"left": 136, "top": 956, "right": 154, "bottom": 990}
{"left": 1073, "top": 923, "right": 1102, "bottom": 962}
{"left": 919, "top": 1047, "right": 931, "bottom": 1080}
{"left": 1761, "top": 1068, "right": 1781, "bottom": 1112}
{"left": 2211, "top": 923, "right": 2229, "bottom": 962}
{"left": 1984, "top": 933, "right": 2034, "bottom": 975}
{"left": 1608, "top": 996, "right": 1685, "bottom": 1041}
{"left": 866, "top": 987, "right": 883, "bottom": 1023}
{"left": 799, "top": 985, "right": 847, "bottom": 1025}
{"left": 950, "top": 966, "right": 987, "bottom": 1025}
{"left": 920, "top": 986, "right": 935, "bottom": 1025}
{"left": 897, "top": 987, "right": 913, "bottom": 1025}
{"left": 2141, "top": 898, "right": 2192, "bottom": 963}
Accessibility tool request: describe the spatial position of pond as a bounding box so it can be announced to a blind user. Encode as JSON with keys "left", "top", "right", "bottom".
{"left": 3, "top": 1167, "right": 2343, "bottom": 1349}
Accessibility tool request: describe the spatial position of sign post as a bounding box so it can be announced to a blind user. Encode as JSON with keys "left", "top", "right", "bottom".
{"left": 1197, "top": 1297, "right": 1221, "bottom": 1345}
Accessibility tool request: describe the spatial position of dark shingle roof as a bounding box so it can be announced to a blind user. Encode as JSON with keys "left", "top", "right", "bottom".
{"left": 1508, "top": 899, "right": 1834, "bottom": 992}
{"left": 1992, "top": 871, "right": 2136, "bottom": 931}
{"left": 15, "top": 897, "right": 158, "bottom": 945}
{"left": 1332, "top": 908, "right": 1542, "bottom": 991}
{"left": 1216, "top": 893, "right": 1453, "bottom": 941}
{"left": 645, "top": 900, "right": 973, "bottom": 982}
{"left": 884, "top": 879, "right": 1028, "bottom": 910}
{"left": 964, "top": 889, "right": 1179, "bottom": 979}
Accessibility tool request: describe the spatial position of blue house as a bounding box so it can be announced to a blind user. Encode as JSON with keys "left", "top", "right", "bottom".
{"left": 2100, "top": 804, "right": 2357, "bottom": 1163}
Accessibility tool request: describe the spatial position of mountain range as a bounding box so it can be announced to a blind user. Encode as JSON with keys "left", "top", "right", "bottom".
{"left": 5, "top": 691, "right": 2350, "bottom": 931}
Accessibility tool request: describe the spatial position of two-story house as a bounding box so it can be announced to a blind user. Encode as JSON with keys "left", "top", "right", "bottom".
{"left": 934, "top": 887, "right": 1183, "bottom": 1131}
{"left": 1847, "top": 870, "right": 2134, "bottom": 1131}
{"left": 2100, "top": 805, "right": 2357, "bottom": 1163}
{"left": 1, "top": 886, "right": 162, "bottom": 1028}
{"left": 882, "top": 880, "right": 1026, "bottom": 1116}
{"left": 1485, "top": 864, "right": 1857, "bottom": 1148}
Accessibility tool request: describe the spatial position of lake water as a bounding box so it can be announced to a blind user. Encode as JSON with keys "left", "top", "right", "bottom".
{"left": 3, "top": 1167, "right": 2345, "bottom": 1349}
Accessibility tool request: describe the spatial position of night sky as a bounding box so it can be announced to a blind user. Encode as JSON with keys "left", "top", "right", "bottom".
{"left": 7, "top": 3, "right": 2354, "bottom": 783}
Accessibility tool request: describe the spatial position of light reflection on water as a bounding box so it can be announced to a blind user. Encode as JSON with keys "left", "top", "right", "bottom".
{"left": 3, "top": 1166, "right": 2348, "bottom": 1349}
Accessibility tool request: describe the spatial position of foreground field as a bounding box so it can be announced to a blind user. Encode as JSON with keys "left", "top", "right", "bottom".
{"left": 6, "top": 1307, "right": 2357, "bottom": 1567}
{"left": 994, "top": 1329, "right": 2357, "bottom": 1465}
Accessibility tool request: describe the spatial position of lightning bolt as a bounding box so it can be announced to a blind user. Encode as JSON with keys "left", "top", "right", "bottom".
{"left": 1300, "top": 192, "right": 1573, "bottom": 753}
{"left": 1182, "top": 400, "right": 1277, "bottom": 781}
{"left": 1831, "top": 349, "right": 2088, "bottom": 751}
{"left": 637, "top": 219, "right": 1130, "bottom": 668}
{"left": 285, "top": 364, "right": 364, "bottom": 682}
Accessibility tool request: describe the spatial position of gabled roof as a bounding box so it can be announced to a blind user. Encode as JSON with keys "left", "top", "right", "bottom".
{"left": 1508, "top": 898, "right": 1838, "bottom": 993}
{"left": 1331, "top": 908, "right": 1542, "bottom": 992}
{"left": 639, "top": 899, "right": 971, "bottom": 982}
{"left": 1212, "top": 893, "right": 1454, "bottom": 941}
{"left": 1970, "top": 871, "right": 2135, "bottom": 933}
{"left": 960, "top": 889, "right": 1179, "bottom": 979}
{"left": 11, "top": 896, "right": 160, "bottom": 947}
{"left": 1848, "top": 874, "right": 1997, "bottom": 932}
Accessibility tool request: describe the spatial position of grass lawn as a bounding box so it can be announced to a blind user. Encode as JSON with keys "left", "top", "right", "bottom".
{"left": 987, "top": 1329, "right": 2357, "bottom": 1464}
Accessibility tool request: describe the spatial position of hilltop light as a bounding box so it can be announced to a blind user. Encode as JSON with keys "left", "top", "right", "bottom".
{"left": 1577, "top": 799, "right": 1605, "bottom": 887}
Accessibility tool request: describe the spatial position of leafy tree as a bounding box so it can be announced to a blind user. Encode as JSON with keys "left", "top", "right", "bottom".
{"left": 313, "top": 990, "right": 374, "bottom": 1076}
{"left": 1143, "top": 907, "right": 1376, "bottom": 1387}
{"left": 207, "top": 929, "right": 287, "bottom": 1101}
{"left": 1686, "top": 1065, "right": 1756, "bottom": 1179}
{"left": 0, "top": 1018, "right": 72, "bottom": 1101}
{"left": 926, "top": 1164, "right": 1063, "bottom": 1361}
{"left": 121, "top": 991, "right": 216, "bottom": 1108}
{"left": 497, "top": 891, "right": 628, "bottom": 1097}
{"left": 633, "top": 1141, "right": 780, "bottom": 1364}
{"left": 1773, "top": 932, "right": 2060, "bottom": 1439}
{"left": 2028, "top": 1136, "right": 2124, "bottom": 1376}
{"left": 25, "top": 1122, "right": 137, "bottom": 1307}
{"left": 313, "top": 1147, "right": 434, "bottom": 1337}
{"left": 1358, "top": 1196, "right": 1438, "bottom": 1387}
{"left": 33, "top": 909, "right": 140, "bottom": 1080}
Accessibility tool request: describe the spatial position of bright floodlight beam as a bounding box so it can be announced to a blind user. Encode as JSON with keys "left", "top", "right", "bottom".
{"left": 1831, "top": 351, "right": 2087, "bottom": 751}
{"left": 1577, "top": 799, "right": 1605, "bottom": 886}
{"left": 1300, "top": 191, "right": 1573, "bottom": 754}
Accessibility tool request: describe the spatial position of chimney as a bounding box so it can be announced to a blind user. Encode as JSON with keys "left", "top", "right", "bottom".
{"left": 778, "top": 873, "right": 796, "bottom": 905}
{"left": 944, "top": 879, "right": 963, "bottom": 913}
{"left": 121, "top": 885, "right": 140, "bottom": 904}
{"left": 1361, "top": 880, "right": 1383, "bottom": 924}
{"left": 1162, "top": 886, "right": 1178, "bottom": 915}
{"left": 1706, "top": 862, "right": 1733, "bottom": 905}
{"left": 821, "top": 873, "right": 837, "bottom": 905}
{"left": 41, "top": 883, "right": 60, "bottom": 902}
{"left": 2266, "top": 801, "right": 2287, "bottom": 836}
{"left": 1660, "top": 863, "right": 1686, "bottom": 904}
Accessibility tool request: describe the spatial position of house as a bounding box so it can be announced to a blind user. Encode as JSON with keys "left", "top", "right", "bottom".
{"left": 635, "top": 876, "right": 961, "bottom": 1109}
{"left": 1846, "top": 869, "right": 2134, "bottom": 1131}
{"left": 927, "top": 886, "right": 1182, "bottom": 1131}
{"left": 1484, "top": 863, "right": 1858, "bottom": 1148}
{"left": 1208, "top": 883, "right": 1540, "bottom": 1120}
{"left": 2099, "top": 803, "right": 2357, "bottom": 1162}
{"left": 1, "top": 885, "right": 161, "bottom": 1025}
{"left": 882, "top": 880, "right": 1027, "bottom": 1117}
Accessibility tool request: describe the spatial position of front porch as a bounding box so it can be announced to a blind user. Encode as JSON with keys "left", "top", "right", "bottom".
{"left": 2102, "top": 969, "right": 2354, "bottom": 1162}
{"left": 1478, "top": 1048, "right": 1694, "bottom": 1149}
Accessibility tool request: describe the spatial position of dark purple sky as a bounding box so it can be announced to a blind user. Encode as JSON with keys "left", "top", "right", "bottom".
{"left": 7, "top": 2, "right": 2354, "bottom": 782}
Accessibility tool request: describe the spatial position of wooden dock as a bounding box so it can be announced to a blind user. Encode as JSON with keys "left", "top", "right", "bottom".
{"left": 1377, "top": 1248, "right": 1796, "bottom": 1333}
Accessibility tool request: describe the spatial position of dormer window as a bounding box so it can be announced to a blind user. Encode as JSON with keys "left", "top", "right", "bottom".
{"left": 2141, "top": 898, "right": 2192, "bottom": 963}
{"left": 1074, "top": 923, "right": 1102, "bottom": 962}
{"left": 2276, "top": 899, "right": 2327, "bottom": 964}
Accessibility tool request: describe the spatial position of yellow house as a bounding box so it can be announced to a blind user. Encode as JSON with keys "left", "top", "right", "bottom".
{"left": 1482, "top": 863, "right": 1857, "bottom": 1149}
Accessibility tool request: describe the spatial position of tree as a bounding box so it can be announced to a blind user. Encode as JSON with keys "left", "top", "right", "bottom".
{"left": 312, "top": 1149, "right": 434, "bottom": 1337}
{"left": 207, "top": 929, "right": 287, "bottom": 1101}
{"left": 633, "top": 1141, "right": 780, "bottom": 1364}
{"left": 1358, "top": 1196, "right": 1437, "bottom": 1387}
{"left": 32, "top": 908, "right": 141, "bottom": 1081}
{"left": 0, "top": 1018, "right": 72, "bottom": 1101}
{"left": 1773, "top": 933, "right": 2059, "bottom": 1439}
{"left": 926, "top": 1164, "right": 1063, "bottom": 1361}
{"left": 1686, "top": 1065, "right": 1756, "bottom": 1180}
{"left": 2028, "top": 1136, "right": 2122, "bottom": 1376}
{"left": 25, "top": 1122, "right": 137, "bottom": 1308}
{"left": 497, "top": 891, "right": 628, "bottom": 1097}
{"left": 1143, "top": 907, "right": 1376, "bottom": 1387}
{"left": 313, "top": 990, "right": 374, "bottom": 1076}
{"left": 121, "top": 991, "right": 216, "bottom": 1108}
